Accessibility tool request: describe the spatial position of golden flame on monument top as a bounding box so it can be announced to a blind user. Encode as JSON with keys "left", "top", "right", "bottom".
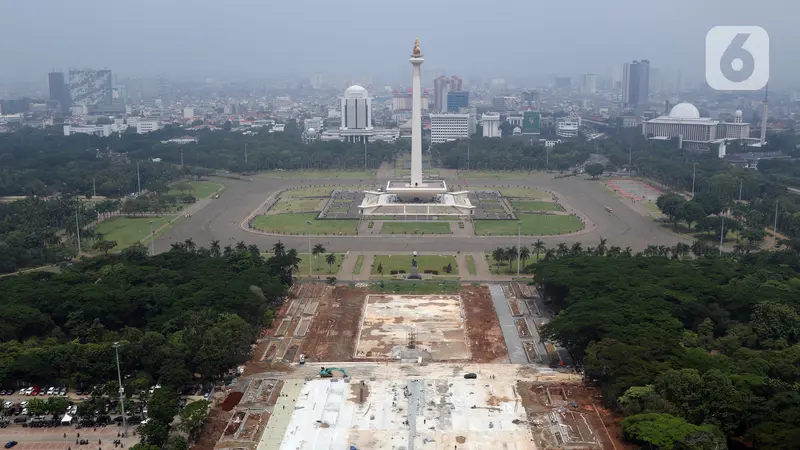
{"left": 412, "top": 37, "right": 421, "bottom": 56}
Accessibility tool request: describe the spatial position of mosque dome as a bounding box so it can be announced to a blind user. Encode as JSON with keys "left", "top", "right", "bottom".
{"left": 668, "top": 102, "right": 701, "bottom": 119}
{"left": 344, "top": 85, "right": 368, "bottom": 99}
{"left": 307, "top": 128, "right": 316, "bottom": 135}
{"left": 735, "top": 109, "right": 743, "bottom": 118}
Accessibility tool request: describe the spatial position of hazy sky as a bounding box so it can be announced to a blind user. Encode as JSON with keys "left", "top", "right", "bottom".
{"left": 1, "top": 0, "right": 797, "bottom": 87}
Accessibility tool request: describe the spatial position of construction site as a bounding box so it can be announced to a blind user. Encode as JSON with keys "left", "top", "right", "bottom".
{"left": 196, "top": 283, "right": 624, "bottom": 450}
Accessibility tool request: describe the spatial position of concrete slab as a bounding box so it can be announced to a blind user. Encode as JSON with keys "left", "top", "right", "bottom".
{"left": 489, "top": 285, "right": 527, "bottom": 364}
{"left": 355, "top": 294, "right": 469, "bottom": 360}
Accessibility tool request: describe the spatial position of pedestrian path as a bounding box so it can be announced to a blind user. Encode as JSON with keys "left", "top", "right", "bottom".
{"left": 488, "top": 285, "right": 527, "bottom": 364}
{"left": 336, "top": 252, "right": 358, "bottom": 280}
{"left": 355, "top": 252, "right": 375, "bottom": 281}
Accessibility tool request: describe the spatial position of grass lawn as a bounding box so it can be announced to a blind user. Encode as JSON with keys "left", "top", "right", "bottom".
{"left": 353, "top": 255, "right": 364, "bottom": 274}
{"left": 297, "top": 252, "right": 345, "bottom": 277}
{"left": 465, "top": 255, "right": 476, "bottom": 275}
{"left": 498, "top": 188, "right": 549, "bottom": 199}
{"left": 643, "top": 200, "right": 663, "bottom": 216}
{"left": 371, "top": 280, "right": 461, "bottom": 294}
{"left": 474, "top": 214, "right": 584, "bottom": 236}
{"left": 458, "top": 170, "right": 534, "bottom": 179}
{"left": 371, "top": 254, "right": 458, "bottom": 276}
{"left": 251, "top": 213, "right": 357, "bottom": 235}
{"left": 94, "top": 216, "right": 173, "bottom": 249}
{"left": 380, "top": 221, "right": 451, "bottom": 234}
{"left": 259, "top": 170, "right": 375, "bottom": 179}
{"left": 169, "top": 181, "right": 220, "bottom": 199}
{"left": 283, "top": 186, "right": 363, "bottom": 198}
{"left": 271, "top": 198, "right": 325, "bottom": 212}
{"left": 486, "top": 252, "right": 541, "bottom": 274}
{"left": 511, "top": 200, "right": 563, "bottom": 212}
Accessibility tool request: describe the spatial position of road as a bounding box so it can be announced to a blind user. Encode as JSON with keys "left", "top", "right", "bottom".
{"left": 154, "top": 173, "right": 687, "bottom": 254}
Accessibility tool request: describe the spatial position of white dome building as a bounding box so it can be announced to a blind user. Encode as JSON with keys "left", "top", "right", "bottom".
{"left": 340, "top": 84, "right": 374, "bottom": 143}
{"left": 643, "top": 102, "right": 750, "bottom": 148}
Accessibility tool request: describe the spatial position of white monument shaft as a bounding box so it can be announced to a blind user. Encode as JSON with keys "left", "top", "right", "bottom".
{"left": 410, "top": 53, "right": 424, "bottom": 187}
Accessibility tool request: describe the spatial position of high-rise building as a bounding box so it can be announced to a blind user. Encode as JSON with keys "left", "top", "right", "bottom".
{"left": 622, "top": 60, "right": 650, "bottom": 107}
{"left": 69, "top": 69, "right": 113, "bottom": 109}
{"left": 446, "top": 91, "right": 469, "bottom": 112}
{"left": 429, "top": 114, "right": 470, "bottom": 143}
{"left": 340, "top": 85, "right": 373, "bottom": 143}
{"left": 481, "top": 113, "right": 501, "bottom": 138}
{"left": 48, "top": 72, "right": 71, "bottom": 113}
{"left": 582, "top": 73, "right": 597, "bottom": 94}
{"left": 433, "top": 75, "right": 462, "bottom": 112}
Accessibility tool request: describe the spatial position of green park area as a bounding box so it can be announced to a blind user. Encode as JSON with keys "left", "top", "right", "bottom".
{"left": 259, "top": 170, "right": 375, "bottom": 179}
{"left": 282, "top": 185, "right": 362, "bottom": 198}
{"left": 168, "top": 181, "right": 220, "bottom": 199}
{"left": 474, "top": 214, "right": 584, "bottom": 236}
{"left": 94, "top": 216, "right": 173, "bottom": 249}
{"left": 486, "top": 251, "right": 542, "bottom": 274}
{"left": 511, "top": 200, "right": 563, "bottom": 212}
{"left": 251, "top": 213, "right": 357, "bottom": 235}
{"left": 465, "top": 255, "right": 477, "bottom": 275}
{"left": 458, "top": 170, "right": 534, "bottom": 179}
{"left": 271, "top": 198, "right": 325, "bottom": 212}
{"left": 260, "top": 251, "right": 344, "bottom": 277}
{"left": 353, "top": 255, "right": 364, "bottom": 274}
{"left": 380, "top": 221, "right": 451, "bottom": 234}
{"left": 371, "top": 254, "right": 458, "bottom": 276}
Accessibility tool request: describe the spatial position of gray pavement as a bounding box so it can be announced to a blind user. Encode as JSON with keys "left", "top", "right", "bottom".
{"left": 154, "top": 173, "right": 688, "bottom": 254}
{"left": 488, "top": 285, "right": 527, "bottom": 364}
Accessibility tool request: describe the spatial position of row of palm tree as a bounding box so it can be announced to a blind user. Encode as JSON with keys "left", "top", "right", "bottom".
{"left": 492, "top": 237, "right": 730, "bottom": 274}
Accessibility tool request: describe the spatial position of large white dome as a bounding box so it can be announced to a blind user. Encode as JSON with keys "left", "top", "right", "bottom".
{"left": 668, "top": 102, "right": 700, "bottom": 119}
{"left": 344, "top": 84, "right": 368, "bottom": 99}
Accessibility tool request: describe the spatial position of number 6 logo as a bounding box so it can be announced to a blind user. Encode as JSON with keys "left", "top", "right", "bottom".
{"left": 706, "top": 26, "right": 769, "bottom": 91}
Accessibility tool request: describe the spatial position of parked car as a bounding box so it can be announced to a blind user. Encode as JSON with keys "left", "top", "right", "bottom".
{"left": 23, "top": 388, "right": 33, "bottom": 396}
{"left": 17, "top": 390, "right": 26, "bottom": 396}
{"left": 5, "top": 441, "right": 18, "bottom": 448}
{"left": 18, "top": 402, "right": 27, "bottom": 408}
{"left": 0, "top": 390, "right": 6, "bottom": 395}
{"left": 46, "top": 387, "right": 55, "bottom": 395}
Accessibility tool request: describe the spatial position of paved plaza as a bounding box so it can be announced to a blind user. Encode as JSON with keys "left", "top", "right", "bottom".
{"left": 154, "top": 172, "right": 687, "bottom": 255}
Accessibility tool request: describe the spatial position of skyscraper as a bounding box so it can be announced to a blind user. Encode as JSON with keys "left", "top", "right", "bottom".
{"left": 433, "top": 75, "right": 462, "bottom": 112}
{"left": 69, "top": 69, "right": 113, "bottom": 110}
{"left": 582, "top": 74, "right": 597, "bottom": 94}
{"left": 446, "top": 91, "right": 469, "bottom": 112}
{"left": 622, "top": 60, "right": 650, "bottom": 107}
{"left": 48, "top": 72, "right": 71, "bottom": 114}
{"left": 339, "top": 85, "right": 373, "bottom": 143}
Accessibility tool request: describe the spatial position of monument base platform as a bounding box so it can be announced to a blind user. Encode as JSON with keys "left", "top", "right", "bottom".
{"left": 359, "top": 188, "right": 474, "bottom": 217}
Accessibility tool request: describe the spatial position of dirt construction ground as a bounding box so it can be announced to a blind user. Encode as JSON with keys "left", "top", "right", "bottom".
{"left": 461, "top": 285, "right": 508, "bottom": 362}
{"left": 299, "top": 285, "right": 369, "bottom": 362}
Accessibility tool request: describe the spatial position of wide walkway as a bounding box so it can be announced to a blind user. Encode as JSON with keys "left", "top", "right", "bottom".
{"left": 488, "top": 285, "right": 527, "bottom": 364}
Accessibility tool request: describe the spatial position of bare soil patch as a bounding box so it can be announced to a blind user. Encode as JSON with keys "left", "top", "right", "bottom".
{"left": 515, "top": 318, "right": 530, "bottom": 337}
{"left": 461, "top": 285, "right": 508, "bottom": 363}
{"left": 300, "top": 285, "right": 367, "bottom": 362}
{"left": 191, "top": 407, "right": 232, "bottom": 450}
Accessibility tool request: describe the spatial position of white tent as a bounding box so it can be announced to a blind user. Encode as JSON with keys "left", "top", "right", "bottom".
{"left": 60, "top": 413, "right": 73, "bottom": 425}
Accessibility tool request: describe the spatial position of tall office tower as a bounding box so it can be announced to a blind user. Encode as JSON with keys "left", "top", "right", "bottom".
{"left": 433, "top": 75, "right": 462, "bottom": 112}
{"left": 48, "top": 71, "right": 71, "bottom": 114}
{"left": 446, "top": 91, "right": 469, "bottom": 112}
{"left": 339, "top": 85, "right": 374, "bottom": 143}
{"left": 69, "top": 69, "right": 113, "bottom": 109}
{"left": 583, "top": 73, "right": 597, "bottom": 94}
{"left": 622, "top": 60, "right": 650, "bottom": 107}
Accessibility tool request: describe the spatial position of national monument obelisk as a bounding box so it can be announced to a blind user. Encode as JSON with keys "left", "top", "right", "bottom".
{"left": 410, "top": 37, "right": 424, "bottom": 187}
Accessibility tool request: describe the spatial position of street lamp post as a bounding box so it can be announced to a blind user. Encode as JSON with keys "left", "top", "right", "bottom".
{"left": 691, "top": 162, "right": 698, "bottom": 198}
{"left": 306, "top": 220, "right": 312, "bottom": 278}
{"left": 516, "top": 222, "right": 521, "bottom": 277}
{"left": 113, "top": 342, "right": 128, "bottom": 437}
{"left": 149, "top": 220, "right": 154, "bottom": 256}
{"left": 719, "top": 215, "right": 725, "bottom": 255}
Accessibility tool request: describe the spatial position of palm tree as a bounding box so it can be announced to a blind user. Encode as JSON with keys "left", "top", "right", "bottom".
{"left": 570, "top": 242, "right": 583, "bottom": 256}
{"left": 607, "top": 246, "right": 621, "bottom": 258}
{"left": 325, "top": 253, "right": 337, "bottom": 273}
{"left": 210, "top": 240, "right": 221, "bottom": 257}
{"left": 235, "top": 241, "right": 247, "bottom": 251}
{"left": 532, "top": 239, "right": 545, "bottom": 261}
{"left": 519, "top": 246, "right": 531, "bottom": 270}
{"left": 543, "top": 249, "right": 556, "bottom": 261}
{"left": 272, "top": 241, "right": 286, "bottom": 257}
{"left": 183, "top": 238, "right": 196, "bottom": 252}
{"left": 506, "top": 246, "right": 517, "bottom": 273}
{"left": 491, "top": 247, "right": 505, "bottom": 273}
{"left": 622, "top": 246, "right": 633, "bottom": 257}
{"left": 312, "top": 244, "right": 326, "bottom": 271}
{"left": 596, "top": 237, "right": 608, "bottom": 256}
{"left": 556, "top": 243, "right": 569, "bottom": 258}
{"left": 690, "top": 240, "right": 708, "bottom": 258}
{"left": 643, "top": 245, "right": 659, "bottom": 257}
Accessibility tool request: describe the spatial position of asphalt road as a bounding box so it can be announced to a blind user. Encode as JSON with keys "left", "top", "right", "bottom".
{"left": 154, "top": 174, "right": 687, "bottom": 254}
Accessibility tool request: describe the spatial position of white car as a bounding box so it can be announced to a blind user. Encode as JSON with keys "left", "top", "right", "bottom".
{"left": 24, "top": 387, "right": 33, "bottom": 396}
{"left": 59, "top": 388, "right": 68, "bottom": 396}
{"left": 19, "top": 401, "right": 28, "bottom": 407}
{"left": 47, "top": 387, "right": 55, "bottom": 395}
{"left": 18, "top": 389, "right": 26, "bottom": 396}
{"left": 2, "top": 401, "right": 13, "bottom": 408}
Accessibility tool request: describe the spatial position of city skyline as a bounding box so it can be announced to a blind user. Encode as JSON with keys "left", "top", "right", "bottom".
{"left": 1, "top": 0, "right": 799, "bottom": 88}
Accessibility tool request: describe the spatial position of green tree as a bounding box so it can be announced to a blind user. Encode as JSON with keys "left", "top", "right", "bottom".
{"left": 751, "top": 301, "right": 800, "bottom": 349}
{"left": 179, "top": 399, "right": 211, "bottom": 437}
{"left": 325, "top": 253, "right": 337, "bottom": 273}
{"left": 377, "top": 263, "right": 383, "bottom": 275}
{"left": 92, "top": 239, "right": 118, "bottom": 255}
{"left": 621, "top": 413, "right": 725, "bottom": 450}
{"left": 27, "top": 398, "right": 47, "bottom": 416}
{"left": 585, "top": 163, "right": 605, "bottom": 179}
{"left": 312, "top": 244, "right": 326, "bottom": 271}
{"left": 166, "top": 436, "right": 189, "bottom": 450}
{"left": 679, "top": 201, "right": 706, "bottom": 230}
{"left": 656, "top": 194, "right": 686, "bottom": 230}
{"left": 491, "top": 247, "right": 504, "bottom": 273}
{"left": 532, "top": 239, "right": 545, "bottom": 261}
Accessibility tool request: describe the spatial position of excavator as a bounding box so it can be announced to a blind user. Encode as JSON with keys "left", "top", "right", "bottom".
{"left": 319, "top": 367, "right": 348, "bottom": 378}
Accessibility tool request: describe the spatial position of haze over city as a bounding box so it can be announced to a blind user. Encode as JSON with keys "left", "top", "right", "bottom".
{"left": 2, "top": 0, "right": 799, "bottom": 86}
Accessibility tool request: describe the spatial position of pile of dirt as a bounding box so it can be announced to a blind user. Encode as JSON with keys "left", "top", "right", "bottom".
{"left": 191, "top": 407, "right": 232, "bottom": 450}
{"left": 219, "top": 391, "right": 243, "bottom": 412}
